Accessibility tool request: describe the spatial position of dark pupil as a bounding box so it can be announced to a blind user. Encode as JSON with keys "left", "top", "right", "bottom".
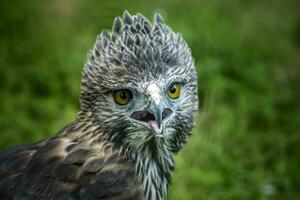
{"left": 169, "top": 85, "right": 177, "bottom": 93}
{"left": 119, "top": 91, "right": 128, "bottom": 99}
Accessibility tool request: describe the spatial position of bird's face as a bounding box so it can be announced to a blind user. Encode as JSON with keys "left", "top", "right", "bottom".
{"left": 81, "top": 12, "right": 198, "bottom": 153}
{"left": 112, "top": 76, "right": 185, "bottom": 137}
{"left": 91, "top": 71, "right": 197, "bottom": 153}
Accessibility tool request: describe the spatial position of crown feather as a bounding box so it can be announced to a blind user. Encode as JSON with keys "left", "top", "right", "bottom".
{"left": 82, "top": 11, "right": 193, "bottom": 101}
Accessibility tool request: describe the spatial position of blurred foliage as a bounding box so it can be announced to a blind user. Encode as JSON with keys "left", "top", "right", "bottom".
{"left": 0, "top": 0, "right": 299, "bottom": 199}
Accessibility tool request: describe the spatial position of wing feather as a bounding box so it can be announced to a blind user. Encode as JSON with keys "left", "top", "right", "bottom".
{"left": 0, "top": 136, "right": 142, "bottom": 199}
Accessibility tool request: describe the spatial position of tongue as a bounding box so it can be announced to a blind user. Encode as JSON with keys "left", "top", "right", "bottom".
{"left": 149, "top": 120, "right": 162, "bottom": 135}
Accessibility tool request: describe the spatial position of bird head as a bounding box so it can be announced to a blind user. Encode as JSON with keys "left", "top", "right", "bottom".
{"left": 81, "top": 11, "right": 198, "bottom": 154}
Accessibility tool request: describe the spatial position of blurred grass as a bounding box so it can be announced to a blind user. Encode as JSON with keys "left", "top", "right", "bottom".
{"left": 0, "top": 0, "right": 299, "bottom": 199}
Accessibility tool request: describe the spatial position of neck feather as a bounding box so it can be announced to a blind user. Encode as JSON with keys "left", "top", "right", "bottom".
{"left": 123, "top": 139, "right": 174, "bottom": 200}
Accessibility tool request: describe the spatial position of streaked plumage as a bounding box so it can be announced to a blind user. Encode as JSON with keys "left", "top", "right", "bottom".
{"left": 0, "top": 11, "right": 198, "bottom": 200}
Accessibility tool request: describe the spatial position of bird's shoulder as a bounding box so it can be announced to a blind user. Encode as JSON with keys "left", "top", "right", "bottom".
{"left": 0, "top": 125, "right": 143, "bottom": 199}
{"left": 0, "top": 141, "right": 44, "bottom": 180}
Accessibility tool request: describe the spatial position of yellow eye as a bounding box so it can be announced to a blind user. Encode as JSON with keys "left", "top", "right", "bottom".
{"left": 168, "top": 83, "right": 181, "bottom": 99}
{"left": 114, "top": 89, "right": 132, "bottom": 105}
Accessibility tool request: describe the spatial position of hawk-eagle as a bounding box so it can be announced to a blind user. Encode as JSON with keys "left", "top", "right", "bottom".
{"left": 0, "top": 11, "right": 198, "bottom": 200}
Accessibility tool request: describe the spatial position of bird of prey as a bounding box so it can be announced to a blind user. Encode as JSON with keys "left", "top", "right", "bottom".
{"left": 0, "top": 11, "right": 198, "bottom": 200}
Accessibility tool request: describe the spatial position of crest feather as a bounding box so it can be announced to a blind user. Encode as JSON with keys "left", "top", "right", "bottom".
{"left": 81, "top": 11, "right": 193, "bottom": 106}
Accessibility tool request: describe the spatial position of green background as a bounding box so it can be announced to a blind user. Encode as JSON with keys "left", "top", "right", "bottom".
{"left": 0, "top": 0, "right": 299, "bottom": 199}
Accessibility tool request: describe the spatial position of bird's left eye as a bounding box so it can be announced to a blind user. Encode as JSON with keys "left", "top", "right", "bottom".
{"left": 168, "top": 82, "right": 181, "bottom": 99}
{"left": 114, "top": 89, "right": 132, "bottom": 105}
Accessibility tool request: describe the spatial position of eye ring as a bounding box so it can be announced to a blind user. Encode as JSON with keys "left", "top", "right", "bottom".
{"left": 113, "top": 89, "right": 132, "bottom": 105}
{"left": 167, "top": 82, "right": 181, "bottom": 99}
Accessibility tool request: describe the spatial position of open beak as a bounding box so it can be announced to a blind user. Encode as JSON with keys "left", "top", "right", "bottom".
{"left": 130, "top": 105, "right": 173, "bottom": 136}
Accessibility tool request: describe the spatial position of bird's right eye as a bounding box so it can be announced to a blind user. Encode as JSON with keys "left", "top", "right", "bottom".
{"left": 114, "top": 89, "right": 132, "bottom": 105}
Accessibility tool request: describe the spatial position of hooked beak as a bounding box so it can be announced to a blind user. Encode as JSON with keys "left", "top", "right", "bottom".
{"left": 130, "top": 105, "right": 173, "bottom": 136}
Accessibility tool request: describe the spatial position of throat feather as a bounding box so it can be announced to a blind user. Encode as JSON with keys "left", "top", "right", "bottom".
{"left": 133, "top": 144, "right": 174, "bottom": 200}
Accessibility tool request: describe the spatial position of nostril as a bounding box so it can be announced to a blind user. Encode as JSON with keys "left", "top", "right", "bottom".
{"left": 162, "top": 108, "right": 173, "bottom": 120}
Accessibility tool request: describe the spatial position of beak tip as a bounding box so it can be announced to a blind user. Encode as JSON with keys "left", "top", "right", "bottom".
{"left": 149, "top": 120, "right": 163, "bottom": 136}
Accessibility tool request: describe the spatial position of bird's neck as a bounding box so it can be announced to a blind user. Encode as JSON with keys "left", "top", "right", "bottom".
{"left": 129, "top": 140, "right": 174, "bottom": 200}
